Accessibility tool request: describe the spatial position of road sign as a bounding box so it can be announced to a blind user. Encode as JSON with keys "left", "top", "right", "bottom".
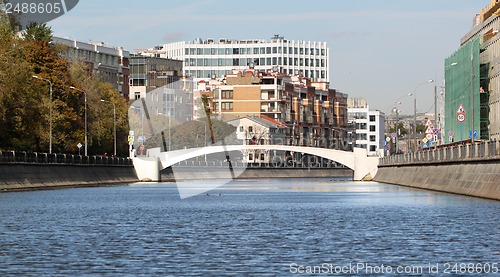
{"left": 433, "top": 129, "right": 439, "bottom": 135}
{"left": 425, "top": 127, "right": 433, "bottom": 134}
{"left": 128, "top": 135, "right": 135, "bottom": 142}
{"left": 425, "top": 119, "right": 433, "bottom": 127}
{"left": 422, "top": 138, "right": 428, "bottom": 143}
{"left": 426, "top": 133, "right": 433, "bottom": 140}
{"left": 457, "top": 114, "right": 466, "bottom": 122}
{"left": 448, "top": 131, "right": 454, "bottom": 137}
{"left": 77, "top": 143, "right": 82, "bottom": 149}
{"left": 457, "top": 104, "right": 466, "bottom": 114}
{"left": 386, "top": 137, "right": 391, "bottom": 142}
{"left": 391, "top": 133, "right": 396, "bottom": 138}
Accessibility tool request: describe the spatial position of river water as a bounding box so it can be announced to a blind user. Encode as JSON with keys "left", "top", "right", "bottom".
{"left": 0, "top": 178, "right": 498, "bottom": 276}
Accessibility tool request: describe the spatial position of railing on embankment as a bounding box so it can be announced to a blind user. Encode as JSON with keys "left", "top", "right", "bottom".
{"left": 0, "top": 151, "right": 138, "bottom": 192}
{"left": 374, "top": 140, "right": 500, "bottom": 200}
{"left": 0, "top": 150, "right": 133, "bottom": 166}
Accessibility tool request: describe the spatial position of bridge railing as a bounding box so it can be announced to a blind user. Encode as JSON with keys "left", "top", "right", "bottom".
{"left": 0, "top": 151, "right": 133, "bottom": 166}
{"left": 169, "top": 159, "right": 347, "bottom": 169}
{"left": 380, "top": 140, "right": 500, "bottom": 166}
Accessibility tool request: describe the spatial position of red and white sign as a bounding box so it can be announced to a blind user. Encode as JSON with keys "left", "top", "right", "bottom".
{"left": 457, "top": 113, "right": 466, "bottom": 122}
{"left": 457, "top": 104, "right": 466, "bottom": 115}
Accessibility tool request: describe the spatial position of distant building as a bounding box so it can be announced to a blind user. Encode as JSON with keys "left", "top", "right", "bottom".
{"left": 53, "top": 37, "right": 130, "bottom": 99}
{"left": 445, "top": 0, "right": 500, "bottom": 141}
{"left": 198, "top": 68, "right": 349, "bottom": 150}
{"left": 226, "top": 115, "right": 287, "bottom": 163}
{"left": 142, "top": 35, "right": 329, "bottom": 83}
{"left": 347, "top": 98, "right": 385, "bottom": 156}
{"left": 129, "top": 55, "right": 183, "bottom": 101}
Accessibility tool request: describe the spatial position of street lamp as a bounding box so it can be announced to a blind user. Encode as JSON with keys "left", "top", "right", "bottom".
{"left": 32, "top": 75, "right": 53, "bottom": 154}
{"left": 100, "top": 99, "right": 116, "bottom": 156}
{"left": 413, "top": 79, "right": 434, "bottom": 151}
{"left": 70, "top": 86, "right": 88, "bottom": 156}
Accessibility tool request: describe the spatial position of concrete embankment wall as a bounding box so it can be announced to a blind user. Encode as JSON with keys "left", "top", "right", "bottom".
{"left": 0, "top": 163, "right": 139, "bottom": 192}
{"left": 161, "top": 167, "right": 353, "bottom": 181}
{"left": 374, "top": 161, "right": 500, "bottom": 200}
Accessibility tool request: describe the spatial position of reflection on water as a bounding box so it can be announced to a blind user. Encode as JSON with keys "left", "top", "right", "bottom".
{"left": 0, "top": 178, "right": 498, "bottom": 276}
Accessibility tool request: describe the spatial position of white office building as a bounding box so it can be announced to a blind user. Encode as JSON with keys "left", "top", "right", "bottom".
{"left": 347, "top": 98, "right": 385, "bottom": 156}
{"left": 148, "top": 35, "right": 329, "bottom": 82}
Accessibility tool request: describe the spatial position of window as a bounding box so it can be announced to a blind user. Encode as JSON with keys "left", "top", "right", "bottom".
{"left": 239, "top": 126, "right": 244, "bottom": 132}
{"left": 370, "top": 145, "right": 376, "bottom": 152}
{"left": 370, "top": 125, "right": 376, "bottom": 132}
{"left": 272, "top": 47, "right": 277, "bottom": 54}
{"left": 370, "top": 135, "right": 376, "bottom": 142}
{"left": 266, "top": 47, "right": 271, "bottom": 54}
{"left": 369, "top": 115, "right": 376, "bottom": 122}
{"left": 260, "top": 153, "right": 265, "bottom": 160}
{"left": 221, "top": 90, "right": 233, "bottom": 99}
{"left": 221, "top": 102, "right": 233, "bottom": 111}
{"left": 233, "top": 48, "right": 239, "bottom": 54}
{"left": 249, "top": 153, "right": 253, "bottom": 161}
{"left": 249, "top": 126, "right": 253, "bottom": 133}
{"left": 253, "top": 48, "right": 259, "bottom": 54}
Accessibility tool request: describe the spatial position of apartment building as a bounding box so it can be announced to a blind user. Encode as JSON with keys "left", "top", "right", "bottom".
{"left": 347, "top": 98, "right": 385, "bottom": 156}
{"left": 198, "top": 68, "right": 349, "bottom": 150}
{"left": 53, "top": 37, "right": 130, "bottom": 99}
{"left": 226, "top": 115, "right": 287, "bottom": 164}
{"left": 129, "top": 55, "right": 183, "bottom": 101}
{"left": 147, "top": 35, "right": 329, "bottom": 83}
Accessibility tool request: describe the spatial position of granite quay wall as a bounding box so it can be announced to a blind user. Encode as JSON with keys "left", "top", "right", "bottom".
{"left": 161, "top": 163, "right": 353, "bottom": 181}
{"left": 374, "top": 140, "right": 500, "bottom": 200}
{"left": 0, "top": 151, "right": 139, "bottom": 192}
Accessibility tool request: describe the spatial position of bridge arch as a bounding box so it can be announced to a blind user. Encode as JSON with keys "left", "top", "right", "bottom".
{"left": 157, "top": 145, "right": 356, "bottom": 170}
{"left": 133, "top": 145, "right": 379, "bottom": 182}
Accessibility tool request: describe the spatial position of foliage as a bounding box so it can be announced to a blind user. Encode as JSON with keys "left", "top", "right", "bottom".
{"left": 0, "top": 16, "right": 129, "bottom": 156}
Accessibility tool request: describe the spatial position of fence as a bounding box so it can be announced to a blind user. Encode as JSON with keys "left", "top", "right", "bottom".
{"left": 0, "top": 151, "right": 133, "bottom": 166}
{"left": 380, "top": 140, "right": 500, "bottom": 166}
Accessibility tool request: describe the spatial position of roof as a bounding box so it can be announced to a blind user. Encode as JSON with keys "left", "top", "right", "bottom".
{"left": 225, "top": 116, "right": 286, "bottom": 129}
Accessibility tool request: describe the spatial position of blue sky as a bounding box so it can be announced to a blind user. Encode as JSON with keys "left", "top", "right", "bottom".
{"left": 49, "top": 0, "right": 491, "bottom": 115}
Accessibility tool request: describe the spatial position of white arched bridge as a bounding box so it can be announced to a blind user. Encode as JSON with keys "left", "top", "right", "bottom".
{"left": 133, "top": 145, "right": 379, "bottom": 182}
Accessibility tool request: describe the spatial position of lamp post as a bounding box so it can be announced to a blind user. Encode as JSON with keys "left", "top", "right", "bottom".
{"left": 100, "top": 99, "right": 116, "bottom": 156}
{"left": 32, "top": 75, "right": 53, "bottom": 154}
{"left": 70, "top": 86, "right": 88, "bottom": 156}
{"left": 413, "top": 80, "right": 434, "bottom": 151}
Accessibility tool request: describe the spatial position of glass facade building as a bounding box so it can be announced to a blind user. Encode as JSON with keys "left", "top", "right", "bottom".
{"left": 157, "top": 36, "right": 329, "bottom": 82}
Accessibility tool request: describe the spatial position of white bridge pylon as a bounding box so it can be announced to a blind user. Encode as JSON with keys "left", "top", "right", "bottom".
{"left": 136, "top": 145, "right": 379, "bottom": 182}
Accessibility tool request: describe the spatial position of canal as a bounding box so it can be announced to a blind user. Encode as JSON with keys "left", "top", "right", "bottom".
{"left": 0, "top": 178, "right": 498, "bottom": 276}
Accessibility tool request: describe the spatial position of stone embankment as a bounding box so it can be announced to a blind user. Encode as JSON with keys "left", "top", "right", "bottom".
{"left": 374, "top": 140, "right": 500, "bottom": 200}
{"left": 161, "top": 166, "right": 353, "bottom": 181}
{"left": 0, "top": 151, "right": 138, "bottom": 192}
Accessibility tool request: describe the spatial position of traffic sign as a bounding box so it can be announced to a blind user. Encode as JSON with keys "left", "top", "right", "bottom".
{"left": 128, "top": 135, "right": 135, "bottom": 142}
{"left": 433, "top": 128, "right": 439, "bottom": 135}
{"left": 425, "top": 119, "right": 433, "bottom": 127}
{"left": 422, "top": 138, "right": 428, "bottom": 143}
{"left": 425, "top": 127, "right": 434, "bottom": 134}
{"left": 457, "top": 114, "right": 466, "bottom": 122}
{"left": 426, "top": 133, "right": 433, "bottom": 140}
{"left": 391, "top": 133, "right": 396, "bottom": 138}
{"left": 448, "top": 131, "right": 454, "bottom": 137}
{"left": 77, "top": 143, "right": 82, "bottom": 149}
{"left": 457, "top": 104, "right": 466, "bottom": 114}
